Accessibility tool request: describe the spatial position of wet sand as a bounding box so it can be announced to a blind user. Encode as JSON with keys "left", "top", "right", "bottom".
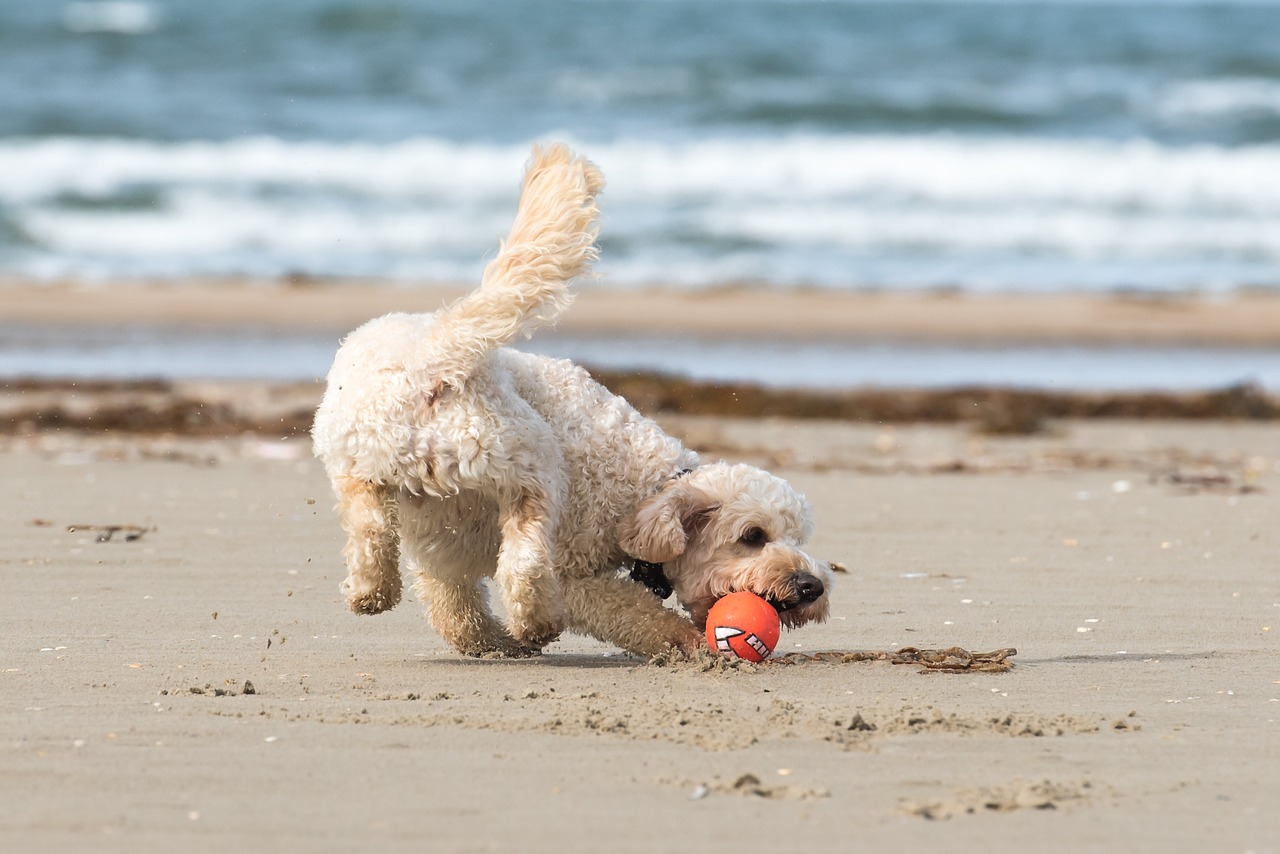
{"left": 2, "top": 416, "right": 1277, "bottom": 852}
{"left": 8, "top": 277, "right": 1280, "bottom": 346}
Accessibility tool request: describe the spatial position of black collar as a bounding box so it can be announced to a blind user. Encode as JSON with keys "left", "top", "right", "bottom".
{"left": 626, "top": 467, "right": 693, "bottom": 601}
{"left": 630, "top": 559, "right": 673, "bottom": 600}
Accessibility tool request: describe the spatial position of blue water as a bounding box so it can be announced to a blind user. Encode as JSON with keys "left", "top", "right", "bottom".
{"left": 2, "top": 323, "right": 1277, "bottom": 391}
{"left": 1, "top": 0, "right": 1278, "bottom": 290}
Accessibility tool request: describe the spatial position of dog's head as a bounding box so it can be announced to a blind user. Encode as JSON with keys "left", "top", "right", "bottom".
{"left": 619, "top": 462, "right": 832, "bottom": 631}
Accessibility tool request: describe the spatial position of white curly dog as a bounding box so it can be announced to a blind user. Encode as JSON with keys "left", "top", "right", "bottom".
{"left": 312, "top": 144, "right": 832, "bottom": 659}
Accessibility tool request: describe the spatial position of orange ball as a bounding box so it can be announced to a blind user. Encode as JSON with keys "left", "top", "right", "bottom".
{"left": 705, "top": 591, "right": 781, "bottom": 662}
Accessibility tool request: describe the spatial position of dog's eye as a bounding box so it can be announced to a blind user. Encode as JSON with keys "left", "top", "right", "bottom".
{"left": 739, "top": 527, "right": 768, "bottom": 547}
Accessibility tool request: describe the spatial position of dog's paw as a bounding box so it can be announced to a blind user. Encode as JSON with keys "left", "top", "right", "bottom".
{"left": 341, "top": 575, "right": 401, "bottom": 615}
{"left": 506, "top": 606, "right": 565, "bottom": 651}
{"left": 642, "top": 631, "right": 705, "bottom": 664}
{"left": 510, "top": 626, "right": 563, "bottom": 651}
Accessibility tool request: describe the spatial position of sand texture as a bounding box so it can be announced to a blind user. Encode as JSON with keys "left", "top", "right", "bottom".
{"left": 2, "top": 416, "right": 1277, "bottom": 852}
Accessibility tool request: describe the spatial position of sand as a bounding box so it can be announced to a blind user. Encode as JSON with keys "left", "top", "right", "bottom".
{"left": 3, "top": 281, "right": 1278, "bottom": 850}
{"left": 3, "top": 413, "right": 1278, "bottom": 852}
{"left": 8, "top": 277, "right": 1280, "bottom": 345}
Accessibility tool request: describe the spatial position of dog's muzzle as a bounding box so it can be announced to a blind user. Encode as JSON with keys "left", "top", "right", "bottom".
{"left": 769, "top": 572, "right": 825, "bottom": 612}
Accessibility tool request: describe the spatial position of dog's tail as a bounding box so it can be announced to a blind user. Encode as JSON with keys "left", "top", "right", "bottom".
{"left": 424, "top": 143, "right": 603, "bottom": 392}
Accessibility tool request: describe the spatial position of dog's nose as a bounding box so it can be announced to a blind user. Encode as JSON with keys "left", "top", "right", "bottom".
{"left": 794, "top": 573, "right": 825, "bottom": 603}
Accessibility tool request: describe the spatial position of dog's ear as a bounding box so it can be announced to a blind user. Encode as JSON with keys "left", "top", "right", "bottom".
{"left": 619, "top": 480, "right": 715, "bottom": 564}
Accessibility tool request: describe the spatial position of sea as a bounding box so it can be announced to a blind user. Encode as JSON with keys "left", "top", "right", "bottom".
{"left": 2, "top": 0, "right": 1280, "bottom": 389}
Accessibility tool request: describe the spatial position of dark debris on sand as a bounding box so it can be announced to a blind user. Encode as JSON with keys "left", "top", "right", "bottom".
{"left": 768, "top": 646, "right": 1018, "bottom": 673}
{"left": 2, "top": 375, "right": 1278, "bottom": 438}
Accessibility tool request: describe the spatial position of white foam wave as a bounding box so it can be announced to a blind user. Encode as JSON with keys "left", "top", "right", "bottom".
{"left": 62, "top": 2, "right": 160, "bottom": 35}
{"left": 0, "top": 137, "right": 532, "bottom": 203}
{"left": 709, "top": 204, "right": 1276, "bottom": 258}
{"left": 2, "top": 135, "right": 1278, "bottom": 288}
{"left": 23, "top": 191, "right": 510, "bottom": 256}
{"left": 1158, "top": 79, "right": 1280, "bottom": 119}
{"left": 5, "top": 135, "right": 1278, "bottom": 212}
{"left": 594, "top": 136, "right": 1280, "bottom": 213}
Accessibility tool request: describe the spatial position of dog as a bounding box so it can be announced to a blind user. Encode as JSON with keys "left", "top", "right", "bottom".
{"left": 312, "top": 144, "right": 832, "bottom": 659}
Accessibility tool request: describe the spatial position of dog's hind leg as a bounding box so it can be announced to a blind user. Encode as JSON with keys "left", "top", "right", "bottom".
{"left": 413, "top": 567, "right": 530, "bottom": 658}
{"left": 400, "top": 491, "right": 532, "bottom": 657}
{"left": 333, "top": 476, "right": 403, "bottom": 614}
{"left": 561, "top": 575, "right": 702, "bottom": 659}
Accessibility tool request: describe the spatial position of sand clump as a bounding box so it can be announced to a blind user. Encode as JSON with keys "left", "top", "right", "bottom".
{"left": 900, "top": 780, "right": 1096, "bottom": 820}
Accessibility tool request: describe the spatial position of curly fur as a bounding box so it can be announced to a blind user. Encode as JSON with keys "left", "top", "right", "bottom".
{"left": 312, "top": 144, "right": 832, "bottom": 659}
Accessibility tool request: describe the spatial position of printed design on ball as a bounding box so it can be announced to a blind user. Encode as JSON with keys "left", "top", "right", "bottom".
{"left": 713, "top": 625, "right": 770, "bottom": 659}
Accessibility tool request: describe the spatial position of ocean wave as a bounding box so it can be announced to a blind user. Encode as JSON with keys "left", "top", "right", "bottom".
{"left": 1158, "top": 78, "right": 1280, "bottom": 118}
{"left": 5, "top": 134, "right": 1277, "bottom": 209}
{"left": 61, "top": 1, "right": 160, "bottom": 35}
{"left": 0, "top": 137, "right": 531, "bottom": 203}
{"left": 2, "top": 135, "right": 1278, "bottom": 289}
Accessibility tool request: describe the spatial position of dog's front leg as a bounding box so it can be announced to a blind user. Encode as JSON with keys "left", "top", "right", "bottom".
{"left": 561, "top": 575, "right": 702, "bottom": 659}
{"left": 494, "top": 485, "right": 565, "bottom": 651}
{"left": 333, "top": 476, "right": 403, "bottom": 614}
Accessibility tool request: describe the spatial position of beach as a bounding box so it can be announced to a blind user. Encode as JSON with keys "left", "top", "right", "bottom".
{"left": 2, "top": 283, "right": 1278, "bottom": 851}
{"left": 4, "top": 1, "right": 1280, "bottom": 847}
